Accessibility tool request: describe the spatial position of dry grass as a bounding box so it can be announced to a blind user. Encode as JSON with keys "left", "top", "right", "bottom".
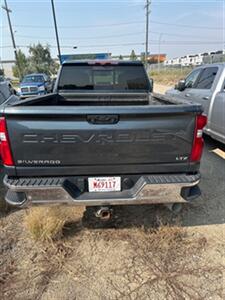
{"left": 121, "top": 225, "right": 224, "bottom": 299}
{"left": 59, "top": 225, "right": 191, "bottom": 298}
{"left": 64, "top": 224, "right": 223, "bottom": 299}
{"left": 150, "top": 67, "right": 193, "bottom": 86}
{"left": 2, "top": 211, "right": 224, "bottom": 299}
{"left": 24, "top": 206, "right": 83, "bottom": 241}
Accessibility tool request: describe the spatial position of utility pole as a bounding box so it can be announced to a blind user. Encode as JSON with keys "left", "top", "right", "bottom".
{"left": 145, "top": 0, "right": 151, "bottom": 67}
{"left": 158, "top": 33, "right": 163, "bottom": 72}
{"left": 2, "top": 0, "right": 21, "bottom": 78}
{"left": 51, "top": 0, "right": 62, "bottom": 64}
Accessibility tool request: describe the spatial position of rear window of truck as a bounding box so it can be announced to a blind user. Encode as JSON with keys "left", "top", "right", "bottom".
{"left": 58, "top": 65, "right": 150, "bottom": 91}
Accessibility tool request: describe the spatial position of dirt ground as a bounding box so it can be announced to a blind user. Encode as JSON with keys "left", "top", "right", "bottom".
{"left": 154, "top": 83, "right": 172, "bottom": 94}
{"left": 0, "top": 85, "right": 225, "bottom": 299}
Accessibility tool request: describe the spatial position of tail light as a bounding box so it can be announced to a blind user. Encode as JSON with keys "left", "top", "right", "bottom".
{"left": 191, "top": 114, "right": 207, "bottom": 162}
{"left": 0, "top": 117, "right": 14, "bottom": 166}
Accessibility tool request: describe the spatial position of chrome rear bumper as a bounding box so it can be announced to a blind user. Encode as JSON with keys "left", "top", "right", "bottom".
{"left": 4, "top": 174, "right": 201, "bottom": 207}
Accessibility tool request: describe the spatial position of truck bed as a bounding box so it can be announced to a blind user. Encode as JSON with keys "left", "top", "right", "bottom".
{"left": 1, "top": 92, "right": 202, "bottom": 177}
{"left": 9, "top": 92, "right": 194, "bottom": 106}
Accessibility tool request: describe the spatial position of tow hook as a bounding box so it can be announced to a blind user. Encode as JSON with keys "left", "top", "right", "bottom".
{"left": 95, "top": 206, "right": 113, "bottom": 221}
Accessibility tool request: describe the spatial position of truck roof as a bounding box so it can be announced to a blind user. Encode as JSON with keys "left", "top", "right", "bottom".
{"left": 62, "top": 60, "right": 144, "bottom": 66}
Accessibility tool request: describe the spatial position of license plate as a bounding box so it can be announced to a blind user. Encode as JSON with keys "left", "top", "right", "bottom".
{"left": 88, "top": 177, "right": 121, "bottom": 192}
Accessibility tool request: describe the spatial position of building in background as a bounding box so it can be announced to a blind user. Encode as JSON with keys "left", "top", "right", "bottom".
{"left": 140, "top": 53, "right": 167, "bottom": 64}
{"left": 202, "top": 50, "right": 225, "bottom": 64}
{"left": 112, "top": 53, "right": 167, "bottom": 63}
{"left": 2, "top": 50, "right": 224, "bottom": 78}
{"left": 164, "top": 50, "right": 225, "bottom": 67}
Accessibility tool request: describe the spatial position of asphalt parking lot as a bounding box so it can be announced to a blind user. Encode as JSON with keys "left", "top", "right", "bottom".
{"left": 0, "top": 134, "right": 225, "bottom": 300}
{"left": 183, "top": 134, "right": 225, "bottom": 227}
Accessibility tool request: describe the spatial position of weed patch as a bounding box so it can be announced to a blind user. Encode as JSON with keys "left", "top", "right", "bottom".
{"left": 24, "top": 206, "right": 83, "bottom": 241}
{"left": 150, "top": 67, "right": 193, "bottom": 86}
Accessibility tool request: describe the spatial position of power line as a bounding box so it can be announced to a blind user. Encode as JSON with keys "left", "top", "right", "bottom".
{"left": 13, "top": 29, "right": 221, "bottom": 42}
{"left": 151, "top": 20, "right": 223, "bottom": 30}
{"left": 1, "top": 40, "right": 223, "bottom": 49}
{"left": 149, "top": 30, "right": 219, "bottom": 39}
{"left": 0, "top": 43, "right": 145, "bottom": 49}
{"left": 58, "top": 41, "right": 225, "bottom": 47}
{"left": 15, "top": 31, "right": 145, "bottom": 41}
{"left": 9, "top": 20, "right": 145, "bottom": 29}
{"left": 7, "top": 19, "right": 223, "bottom": 30}
{"left": 153, "top": 41, "right": 225, "bottom": 45}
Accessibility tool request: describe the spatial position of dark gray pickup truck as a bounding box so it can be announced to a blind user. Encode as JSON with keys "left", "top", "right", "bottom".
{"left": 0, "top": 60, "right": 206, "bottom": 217}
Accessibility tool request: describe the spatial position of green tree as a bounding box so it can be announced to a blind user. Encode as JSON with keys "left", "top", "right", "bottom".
{"left": 28, "top": 43, "right": 59, "bottom": 75}
{"left": 12, "top": 49, "right": 29, "bottom": 79}
{"left": 119, "top": 55, "right": 123, "bottom": 60}
{"left": 130, "top": 50, "right": 137, "bottom": 61}
{"left": 12, "top": 44, "right": 59, "bottom": 79}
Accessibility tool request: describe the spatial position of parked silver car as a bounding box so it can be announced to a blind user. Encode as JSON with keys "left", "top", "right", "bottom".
{"left": 166, "top": 63, "right": 225, "bottom": 144}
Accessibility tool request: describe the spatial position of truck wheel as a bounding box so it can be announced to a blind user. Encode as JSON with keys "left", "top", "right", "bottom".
{"left": 164, "top": 203, "right": 183, "bottom": 214}
{"left": 0, "top": 196, "right": 10, "bottom": 213}
{"left": 0, "top": 184, "right": 12, "bottom": 214}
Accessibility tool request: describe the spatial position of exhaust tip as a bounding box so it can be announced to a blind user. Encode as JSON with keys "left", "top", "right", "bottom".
{"left": 95, "top": 207, "right": 112, "bottom": 221}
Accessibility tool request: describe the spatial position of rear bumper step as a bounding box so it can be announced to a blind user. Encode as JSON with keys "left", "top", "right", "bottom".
{"left": 4, "top": 174, "right": 201, "bottom": 207}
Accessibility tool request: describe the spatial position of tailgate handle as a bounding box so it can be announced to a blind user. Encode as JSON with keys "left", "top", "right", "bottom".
{"left": 87, "top": 114, "right": 119, "bottom": 124}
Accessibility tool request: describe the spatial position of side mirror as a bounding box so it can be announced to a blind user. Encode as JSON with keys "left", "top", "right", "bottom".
{"left": 175, "top": 79, "right": 186, "bottom": 91}
{"left": 149, "top": 78, "right": 154, "bottom": 92}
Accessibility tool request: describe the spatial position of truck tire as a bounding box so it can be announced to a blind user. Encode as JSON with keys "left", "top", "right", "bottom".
{"left": 164, "top": 203, "right": 183, "bottom": 214}
{"left": 0, "top": 196, "right": 9, "bottom": 213}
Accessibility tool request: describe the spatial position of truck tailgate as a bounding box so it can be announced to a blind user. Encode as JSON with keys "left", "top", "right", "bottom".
{"left": 4, "top": 105, "right": 199, "bottom": 176}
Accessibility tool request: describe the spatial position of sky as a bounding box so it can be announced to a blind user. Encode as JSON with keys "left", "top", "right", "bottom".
{"left": 0, "top": 0, "right": 225, "bottom": 61}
